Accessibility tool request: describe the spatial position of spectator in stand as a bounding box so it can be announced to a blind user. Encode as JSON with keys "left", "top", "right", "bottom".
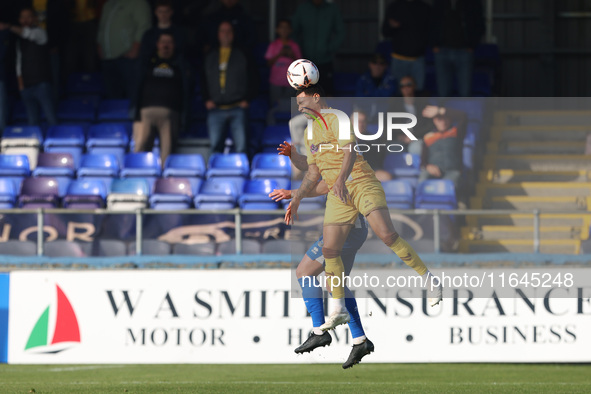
{"left": 134, "top": 33, "right": 191, "bottom": 167}
{"left": 65, "top": 0, "right": 103, "bottom": 74}
{"left": 353, "top": 109, "right": 392, "bottom": 182}
{"left": 0, "top": 8, "right": 57, "bottom": 126}
{"left": 265, "top": 18, "right": 301, "bottom": 124}
{"left": 382, "top": 0, "right": 431, "bottom": 91}
{"left": 419, "top": 104, "right": 466, "bottom": 190}
{"left": 202, "top": 21, "right": 257, "bottom": 155}
{"left": 201, "top": 0, "right": 256, "bottom": 54}
{"left": 140, "top": 0, "right": 185, "bottom": 61}
{"left": 0, "top": 29, "right": 9, "bottom": 131}
{"left": 97, "top": 0, "right": 151, "bottom": 99}
{"left": 292, "top": 0, "right": 345, "bottom": 96}
{"left": 355, "top": 53, "right": 397, "bottom": 98}
{"left": 431, "top": 0, "right": 485, "bottom": 97}
{"left": 393, "top": 75, "right": 431, "bottom": 155}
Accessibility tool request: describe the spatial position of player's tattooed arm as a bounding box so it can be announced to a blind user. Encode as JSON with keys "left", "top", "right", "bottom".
{"left": 293, "top": 164, "right": 321, "bottom": 202}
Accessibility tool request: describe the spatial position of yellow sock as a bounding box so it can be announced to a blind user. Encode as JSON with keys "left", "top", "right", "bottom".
{"left": 389, "top": 237, "right": 428, "bottom": 276}
{"left": 324, "top": 256, "right": 345, "bottom": 299}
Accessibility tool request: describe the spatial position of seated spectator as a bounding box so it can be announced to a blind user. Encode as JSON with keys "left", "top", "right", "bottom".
{"left": 265, "top": 18, "right": 301, "bottom": 123}
{"left": 134, "top": 33, "right": 191, "bottom": 166}
{"left": 419, "top": 105, "right": 466, "bottom": 190}
{"left": 140, "top": 0, "right": 185, "bottom": 61}
{"left": 202, "top": 21, "right": 257, "bottom": 155}
{"left": 355, "top": 53, "right": 397, "bottom": 98}
{"left": 352, "top": 109, "right": 392, "bottom": 182}
{"left": 0, "top": 8, "right": 57, "bottom": 126}
{"left": 392, "top": 75, "right": 431, "bottom": 155}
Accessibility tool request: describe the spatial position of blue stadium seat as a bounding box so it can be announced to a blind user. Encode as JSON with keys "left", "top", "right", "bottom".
{"left": 32, "top": 152, "right": 76, "bottom": 196}
{"left": 239, "top": 179, "right": 279, "bottom": 205}
{"left": 261, "top": 125, "right": 291, "bottom": 148}
{"left": 2, "top": 125, "right": 43, "bottom": 140}
{"left": 97, "top": 99, "right": 130, "bottom": 121}
{"left": 57, "top": 99, "right": 96, "bottom": 121}
{"left": 415, "top": 180, "right": 457, "bottom": 210}
{"left": 382, "top": 180, "right": 414, "bottom": 209}
{"left": 384, "top": 153, "right": 421, "bottom": 181}
{"left": 67, "top": 72, "right": 104, "bottom": 95}
{"left": 149, "top": 178, "right": 193, "bottom": 210}
{"left": 86, "top": 123, "right": 129, "bottom": 165}
{"left": 250, "top": 153, "right": 291, "bottom": 179}
{"left": 18, "top": 177, "right": 60, "bottom": 208}
{"left": 110, "top": 178, "right": 150, "bottom": 196}
{"left": 43, "top": 124, "right": 86, "bottom": 167}
{"left": 77, "top": 153, "right": 120, "bottom": 191}
{"left": 0, "top": 178, "right": 17, "bottom": 208}
{"left": 0, "top": 154, "right": 31, "bottom": 177}
{"left": 207, "top": 153, "right": 249, "bottom": 178}
{"left": 62, "top": 179, "right": 107, "bottom": 209}
{"left": 120, "top": 152, "right": 162, "bottom": 190}
{"left": 240, "top": 201, "right": 280, "bottom": 210}
{"left": 194, "top": 178, "right": 238, "bottom": 206}
{"left": 163, "top": 154, "right": 206, "bottom": 178}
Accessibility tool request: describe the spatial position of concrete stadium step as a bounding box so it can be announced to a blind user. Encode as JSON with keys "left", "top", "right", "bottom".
{"left": 461, "top": 225, "right": 586, "bottom": 241}
{"left": 490, "top": 126, "right": 588, "bottom": 142}
{"left": 486, "top": 141, "right": 585, "bottom": 155}
{"left": 476, "top": 183, "right": 591, "bottom": 198}
{"left": 484, "top": 155, "right": 591, "bottom": 171}
{"left": 479, "top": 170, "right": 591, "bottom": 184}
{"left": 466, "top": 213, "right": 591, "bottom": 228}
{"left": 470, "top": 196, "right": 591, "bottom": 210}
{"left": 459, "top": 239, "right": 580, "bottom": 254}
{"left": 494, "top": 111, "right": 591, "bottom": 126}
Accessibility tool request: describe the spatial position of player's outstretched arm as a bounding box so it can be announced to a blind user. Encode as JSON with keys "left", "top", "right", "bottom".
{"left": 269, "top": 180, "right": 328, "bottom": 202}
{"left": 278, "top": 141, "right": 309, "bottom": 172}
{"left": 288, "top": 164, "right": 321, "bottom": 223}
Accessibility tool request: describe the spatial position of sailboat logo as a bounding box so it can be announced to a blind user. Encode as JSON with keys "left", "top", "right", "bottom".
{"left": 25, "top": 285, "right": 81, "bottom": 353}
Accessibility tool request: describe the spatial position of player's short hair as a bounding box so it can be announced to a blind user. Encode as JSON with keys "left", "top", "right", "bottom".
{"left": 155, "top": 0, "right": 174, "bottom": 9}
{"left": 296, "top": 83, "right": 326, "bottom": 98}
{"left": 276, "top": 18, "right": 291, "bottom": 28}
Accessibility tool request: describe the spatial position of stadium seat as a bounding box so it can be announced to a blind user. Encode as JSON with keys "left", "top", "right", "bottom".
{"left": 107, "top": 178, "right": 150, "bottom": 211}
{"left": 77, "top": 153, "right": 120, "bottom": 191}
{"left": 382, "top": 180, "right": 414, "bottom": 209}
{"left": 149, "top": 178, "right": 193, "bottom": 210}
{"left": 97, "top": 99, "right": 130, "bottom": 121}
{"left": 163, "top": 154, "right": 206, "bottom": 178}
{"left": 62, "top": 179, "right": 107, "bottom": 209}
{"left": 128, "top": 239, "right": 171, "bottom": 255}
{"left": 32, "top": 152, "right": 76, "bottom": 196}
{"left": 86, "top": 123, "right": 129, "bottom": 165}
{"left": 0, "top": 154, "right": 31, "bottom": 178}
{"left": 239, "top": 179, "right": 279, "bottom": 205}
{"left": 0, "top": 178, "right": 17, "bottom": 208}
{"left": 1, "top": 126, "right": 42, "bottom": 169}
{"left": 262, "top": 239, "right": 307, "bottom": 255}
{"left": 384, "top": 153, "right": 421, "bottom": 182}
{"left": 44, "top": 240, "right": 87, "bottom": 257}
{"left": 0, "top": 240, "right": 37, "bottom": 256}
{"left": 172, "top": 242, "right": 216, "bottom": 256}
{"left": 120, "top": 152, "right": 162, "bottom": 190}
{"left": 43, "top": 124, "right": 86, "bottom": 167}
{"left": 57, "top": 99, "right": 96, "bottom": 122}
{"left": 415, "top": 179, "right": 457, "bottom": 210}
{"left": 194, "top": 178, "right": 238, "bottom": 206}
{"left": 261, "top": 125, "right": 291, "bottom": 148}
{"left": 250, "top": 153, "right": 291, "bottom": 179}
{"left": 18, "top": 177, "right": 60, "bottom": 208}
{"left": 207, "top": 153, "right": 250, "bottom": 178}
{"left": 81, "top": 239, "right": 127, "bottom": 257}
{"left": 67, "top": 72, "right": 104, "bottom": 95}
{"left": 217, "top": 239, "right": 261, "bottom": 254}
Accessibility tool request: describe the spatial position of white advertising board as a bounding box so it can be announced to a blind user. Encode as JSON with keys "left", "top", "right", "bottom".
{"left": 7, "top": 270, "right": 591, "bottom": 364}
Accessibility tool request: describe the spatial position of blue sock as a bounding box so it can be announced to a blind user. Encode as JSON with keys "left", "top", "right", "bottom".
{"left": 345, "top": 287, "right": 365, "bottom": 339}
{"left": 298, "top": 276, "right": 325, "bottom": 327}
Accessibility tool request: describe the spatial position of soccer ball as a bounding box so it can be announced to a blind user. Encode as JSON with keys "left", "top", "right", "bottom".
{"left": 286, "top": 59, "right": 320, "bottom": 89}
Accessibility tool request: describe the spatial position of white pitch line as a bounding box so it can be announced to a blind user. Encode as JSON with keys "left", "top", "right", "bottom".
{"left": 46, "top": 366, "right": 125, "bottom": 372}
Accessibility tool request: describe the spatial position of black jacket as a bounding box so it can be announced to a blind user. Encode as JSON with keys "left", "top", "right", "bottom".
{"left": 430, "top": 0, "right": 485, "bottom": 49}
{"left": 201, "top": 45, "right": 258, "bottom": 106}
{"left": 381, "top": 0, "right": 431, "bottom": 58}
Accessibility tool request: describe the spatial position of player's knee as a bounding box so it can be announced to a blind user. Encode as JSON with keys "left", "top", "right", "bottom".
{"left": 380, "top": 231, "right": 400, "bottom": 247}
{"left": 322, "top": 247, "right": 341, "bottom": 259}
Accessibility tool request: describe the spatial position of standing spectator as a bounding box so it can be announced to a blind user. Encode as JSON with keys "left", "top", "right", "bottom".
{"left": 0, "top": 29, "right": 9, "bottom": 131}
{"left": 65, "top": 0, "right": 102, "bottom": 74}
{"left": 0, "top": 8, "right": 57, "bottom": 126}
{"left": 382, "top": 0, "right": 431, "bottom": 91}
{"left": 292, "top": 0, "right": 345, "bottom": 96}
{"left": 134, "top": 33, "right": 191, "bottom": 167}
{"left": 202, "top": 21, "right": 257, "bottom": 155}
{"left": 140, "top": 0, "right": 186, "bottom": 61}
{"left": 97, "top": 0, "right": 151, "bottom": 99}
{"left": 355, "top": 53, "right": 397, "bottom": 98}
{"left": 431, "top": 0, "right": 485, "bottom": 97}
{"left": 265, "top": 18, "right": 301, "bottom": 123}
{"left": 202, "top": 0, "right": 256, "bottom": 54}
{"left": 392, "top": 75, "right": 431, "bottom": 155}
{"left": 419, "top": 105, "right": 466, "bottom": 189}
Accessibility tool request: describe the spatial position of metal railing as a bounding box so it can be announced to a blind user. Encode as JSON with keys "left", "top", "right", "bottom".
{"left": 0, "top": 207, "right": 583, "bottom": 256}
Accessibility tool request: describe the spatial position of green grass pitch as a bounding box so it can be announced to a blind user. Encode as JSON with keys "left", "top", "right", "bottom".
{"left": 1, "top": 363, "right": 591, "bottom": 393}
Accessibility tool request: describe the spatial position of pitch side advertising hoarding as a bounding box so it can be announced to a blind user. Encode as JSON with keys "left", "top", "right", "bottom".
{"left": 5, "top": 270, "right": 591, "bottom": 364}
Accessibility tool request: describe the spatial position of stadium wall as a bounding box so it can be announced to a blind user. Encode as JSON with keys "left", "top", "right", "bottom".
{"left": 2, "top": 268, "right": 591, "bottom": 364}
